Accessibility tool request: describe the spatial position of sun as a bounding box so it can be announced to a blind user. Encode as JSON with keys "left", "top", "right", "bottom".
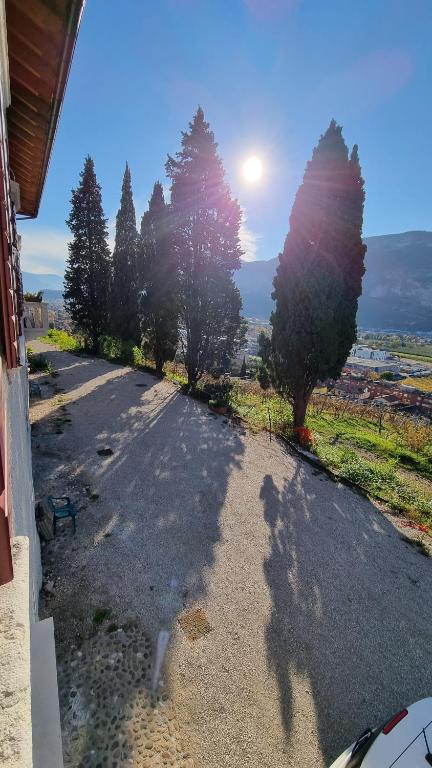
{"left": 242, "top": 155, "right": 263, "bottom": 183}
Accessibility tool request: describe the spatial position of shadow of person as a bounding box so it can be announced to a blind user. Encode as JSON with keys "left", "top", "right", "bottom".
{"left": 260, "top": 466, "right": 432, "bottom": 765}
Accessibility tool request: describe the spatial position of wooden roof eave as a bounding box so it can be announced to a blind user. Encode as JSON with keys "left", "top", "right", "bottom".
{"left": 6, "top": 0, "right": 84, "bottom": 218}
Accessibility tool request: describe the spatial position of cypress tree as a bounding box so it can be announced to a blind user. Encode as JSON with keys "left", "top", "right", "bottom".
{"left": 240, "top": 357, "right": 247, "bottom": 378}
{"left": 139, "top": 182, "right": 178, "bottom": 375}
{"left": 64, "top": 156, "right": 111, "bottom": 351}
{"left": 166, "top": 107, "right": 244, "bottom": 386}
{"left": 111, "top": 163, "right": 139, "bottom": 342}
{"left": 269, "top": 120, "right": 366, "bottom": 428}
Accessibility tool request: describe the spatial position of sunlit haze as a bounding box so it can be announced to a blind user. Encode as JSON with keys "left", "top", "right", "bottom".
{"left": 242, "top": 156, "right": 263, "bottom": 184}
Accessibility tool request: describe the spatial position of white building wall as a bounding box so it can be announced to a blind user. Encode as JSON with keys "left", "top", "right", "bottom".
{"left": 0, "top": 537, "right": 32, "bottom": 768}
{"left": 23, "top": 301, "right": 49, "bottom": 342}
{"left": 3, "top": 358, "right": 42, "bottom": 617}
{"left": 351, "top": 345, "right": 389, "bottom": 361}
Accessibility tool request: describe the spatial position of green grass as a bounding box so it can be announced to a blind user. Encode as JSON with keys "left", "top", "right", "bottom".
{"left": 393, "top": 351, "right": 432, "bottom": 364}
{"left": 229, "top": 382, "right": 432, "bottom": 525}
{"left": 364, "top": 339, "right": 432, "bottom": 363}
{"left": 306, "top": 411, "right": 432, "bottom": 479}
{"left": 39, "top": 329, "right": 84, "bottom": 352}
{"left": 314, "top": 443, "right": 432, "bottom": 523}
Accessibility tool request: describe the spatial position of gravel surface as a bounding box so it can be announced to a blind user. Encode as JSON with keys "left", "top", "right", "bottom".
{"left": 30, "top": 341, "right": 432, "bottom": 768}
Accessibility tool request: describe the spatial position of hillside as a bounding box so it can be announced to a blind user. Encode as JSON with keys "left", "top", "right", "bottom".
{"left": 235, "top": 231, "right": 432, "bottom": 331}
{"left": 22, "top": 231, "right": 432, "bottom": 331}
{"left": 22, "top": 271, "right": 63, "bottom": 292}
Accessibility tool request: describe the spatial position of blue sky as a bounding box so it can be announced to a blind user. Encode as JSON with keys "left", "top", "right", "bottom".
{"left": 19, "top": 0, "right": 432, "bottom": 275}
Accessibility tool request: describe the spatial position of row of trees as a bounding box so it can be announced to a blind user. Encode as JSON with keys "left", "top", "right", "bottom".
{"left": 64, "top": 108, "right": 245, "bottom": 385}
{"left": 65, "top": 110, "right": 366, "bottom": 428}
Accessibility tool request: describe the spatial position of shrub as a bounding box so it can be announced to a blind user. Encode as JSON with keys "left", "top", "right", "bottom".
{"left": 27, "top": 350, "right": 52, "bottom": 374}
{"left": 402, "top": 421, "right": 432, "bottom": 453}
{"left": 99, "top": 336, "right": 138, "bottom": 366}
{"left": 202, "top": 379, "right": 232, "bottom": 407}
{"left": 98, "top": 336, "right": 157, "bottom": 373}
{"left": 131, "top": 345, "right": 144, "bottom": 368}
{"left": 164, "top": 361, "right": 187, "bottom": 386}
{"left": 41, "top": 329, "right": 82, "bottom": 352}
{"left": 24, "top": 291, "right": 43, "bottom": 302}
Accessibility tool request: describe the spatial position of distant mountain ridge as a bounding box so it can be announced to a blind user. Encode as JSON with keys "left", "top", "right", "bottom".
{"left": 235, "top": 231, "right": 432, "bottom": 332}
{"left": 22, "top": 271, "right": 63, "bottom": 292}
{"left": 22, "top": 231, "right": 432, "bottom": 331}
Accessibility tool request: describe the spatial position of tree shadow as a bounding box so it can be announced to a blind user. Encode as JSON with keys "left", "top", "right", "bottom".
{"left": 32, "top": 351, "right": 246, "bottom": 764}
{"left": 260, "top": 466, "right": 432, "bottom": 765}
{"left": 31, "top": 345, "right": 142, "bottom": 394}
{"left": 33, "top": 357, "right": 244, "bottom": 630}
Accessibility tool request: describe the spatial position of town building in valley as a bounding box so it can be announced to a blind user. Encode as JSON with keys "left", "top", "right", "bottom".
{"left": 350, "top": 344, "right": 391, "bottom": 361}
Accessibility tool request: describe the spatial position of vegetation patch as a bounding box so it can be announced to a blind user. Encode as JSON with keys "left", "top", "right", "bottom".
{"left": 400, "top": 534, "right": 430, "bottom": 557}
{"left": 230, "top": 383, "right": 432, "bottom": 525}
{"left": 40, "top": 328, "right": 84, "bottom": 352}
{"left": 92, "top": 607, "right": 112, "bottom": 625}
{"left": 27, "top": 347, "right": 53, "bottom": 374}
{"left": 401, "top": 376, "right": 432, "bottom": 392}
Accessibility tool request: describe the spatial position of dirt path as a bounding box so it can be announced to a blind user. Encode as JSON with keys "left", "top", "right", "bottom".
{"left": 30, "top": 341, "right": 432, "bottom": 768}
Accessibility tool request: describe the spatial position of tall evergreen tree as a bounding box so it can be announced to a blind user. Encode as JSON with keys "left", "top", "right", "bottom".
{"left": 139, "top": 182, "right": 178, "bottom": 375}
{"left": 64, "top": 156, "right": 111, "bottom": 351}
{"left": 111, "top": 163, "right": 139, "bottom": 342}
{"left": 166, "top": 107, "right": 244, "bottom": 386}
{"left": 268, "top": 120, "right": 366, "bottom": 428}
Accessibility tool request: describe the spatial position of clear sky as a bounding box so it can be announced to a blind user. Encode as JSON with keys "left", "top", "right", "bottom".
{"left": 19, "top": 0, "right": 432, "bottom": 275}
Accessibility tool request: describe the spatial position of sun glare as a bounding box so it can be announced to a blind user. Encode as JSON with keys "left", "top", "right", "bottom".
{"left": 243, "top": 155, "right": 263, "bottom": 183}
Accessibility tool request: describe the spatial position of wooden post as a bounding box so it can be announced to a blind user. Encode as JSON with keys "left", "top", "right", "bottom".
{"left": 267, "top": 405, "right": 272, "bottom": 442}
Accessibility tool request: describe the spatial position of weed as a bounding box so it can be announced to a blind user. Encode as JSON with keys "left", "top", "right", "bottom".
{"left": 93, "top": 608, "right": 112, "bottom": 625}
{"left": 85, "top": 486, "right": 99, "bottom": 501}
{"left": 401, "top": 535, "right": 430, "bottom": 557}
{"left": 27, "top": 350, "right": 53, "bottom": 374}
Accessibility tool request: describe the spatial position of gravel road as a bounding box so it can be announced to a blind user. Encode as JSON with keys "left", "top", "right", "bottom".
{"left": 30, "top": 341, "right": 432, "bottom": 768}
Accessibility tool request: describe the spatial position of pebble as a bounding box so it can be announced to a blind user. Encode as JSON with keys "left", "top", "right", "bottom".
{"left": 57, "top": 625, "right": 194, "bottom": 768}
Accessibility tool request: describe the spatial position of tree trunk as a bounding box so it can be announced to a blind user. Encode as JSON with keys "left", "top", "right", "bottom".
{"left": 186, "top": 349, "right": 199, "bottom": 388}
{"left": 293, "top": 391, "right": 308, "bottom": 429}
{"left": 155, "top": 357, "right": 164, "bottom": 377}
{"left": 187, "top": 367, "right": 198, "bottom": 388}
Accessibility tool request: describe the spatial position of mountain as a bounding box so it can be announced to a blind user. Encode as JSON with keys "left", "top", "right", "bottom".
{"left": 235, "top": 257, "right": 276, "bottom": 319}
{"left": 39, "top": 289, "right": 64, "bottom": 303}
{"left": 22, "top": 232, "right": 432, "bottom": 331}
{"left": 235, "top": 231, "right": 432, "bottom": 332}
{"left": 22, "top": 271, "right": 63, "bottom": 292}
